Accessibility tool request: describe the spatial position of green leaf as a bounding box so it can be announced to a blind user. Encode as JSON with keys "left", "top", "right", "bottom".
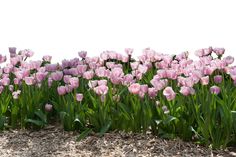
{"left": 35, "top": 110, "right": 47, "bottom": 123}
{"left": 25, "top": 119, "right": 44, "bottom": 127}
{"left": 0, "top": 116, "right": 6, "bottom": 129}
{"left": 163, "top": 115, "right": 177, "bottom": 125}
{"left": 99, "top": 120, "right": 112, "bottom": 137}
{"left": 59, "top": 111, "right": 67, "bottom": 121}
{"left": 76, "top": 128, "right": 93, "bottom": 142}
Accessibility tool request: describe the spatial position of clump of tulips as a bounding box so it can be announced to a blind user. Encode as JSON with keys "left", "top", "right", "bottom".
{"left": 0, "top": 47, "right": 236, "bottom": 148}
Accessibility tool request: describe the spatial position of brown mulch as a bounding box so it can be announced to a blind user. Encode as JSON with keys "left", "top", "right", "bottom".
{"left": 0, "top": 125, "right": 235, "bottom": 157}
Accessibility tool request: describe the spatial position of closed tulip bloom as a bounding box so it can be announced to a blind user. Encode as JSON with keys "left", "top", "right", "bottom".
{"left": 98, "top": 80, "right": 107, "bottom": 86}
{"left": 78, "top": 51, "right": 87, "bottom": 59}
{"left": 1, "top": 77, "right": 10, "bottom": 86}
{"left": 69, "top": 77, "right": 79, "bottom": 88}
{"left": 94, "top": 85, "right": 109, "bottom": 95}
{"left": 83, "top": 70, "right": 94, "bottom": 80}
{"left": 12, "top": 90, "right": 21, "bottom": 99}
{"left": 210, "top": 86, "right": 221, "bottom": 95}
{"left": 148, "top": 88, "right": 157, "bottom": 98}
{"left": 88, "top": 80, "right": 98, "bottom": 88}
{"left": 57, "top": 86, "right": 67, "bottom": 95}
{"left": 43, "top": 55, "right": 52, "bottom": 62}
{"left": 180, "top": 86, "right": 195, "bottom": 96}
{"left": 8, "top": 85, "right": 14, "bottom": 92}
{"left": 200, "top": 76, "right": 209, "bottom": 85}
{"left": 51, "top": 71, "right": 63, "bottom": 81}
{"left": 14, "top": 78, "right": 21, "bottom": 85}
{"left": 223, "top": 56, "right": 234, "bottom": 65}
{"left": 76, "top": 93, "right": 83, "bottom": 102}
{"left": 35, "top": 72, "right": 47, "bottom": 83}
{"left": 163, "top": 87, "right": 176, "bottom": 101}
{"left": 9, "top": 47, "right": 17, "bottom": 58}
{"left": 45, "top": 103, "right": 53, "bottom": 112}
{"left": 24, "top": 77, "right": 35, "bottom": 85}
{"left": 65, "top": 85, "right": 73, "bottom": 93}
{"left": 213, "top": 48, "right": 225, "bottom": 56}
{"left": 140, "top": 84, "right": 148, "bottom": 93}
{"left": 63, "top": 75, "right": 72, "bottom": 84}
{"left": 128, "top": 83, "right": 141, "bottom": 95}
{"left": 0, "top": 54, "right": 7, "bottom": 64}
{"left": 214, "top": 75, "right": 223, "bottom": 84}
{"left": 125, "top": 48, "right": 133, "bottom": 56}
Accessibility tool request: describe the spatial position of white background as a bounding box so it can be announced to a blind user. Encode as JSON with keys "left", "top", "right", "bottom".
{"left": 0, "top": 0, "right": 235, "bottom": 63}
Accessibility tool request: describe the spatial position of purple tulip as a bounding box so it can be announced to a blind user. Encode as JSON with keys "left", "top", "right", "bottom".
{"left": 210, "top": 86, "right": 221, "bottom": 95}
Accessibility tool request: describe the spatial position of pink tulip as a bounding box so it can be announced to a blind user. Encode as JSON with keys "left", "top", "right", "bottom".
{"left": 24, "top": 76, "right": 35, "bottom": 85}
{"left": 180, "top": 86, "right": 195, "bottom": 96}
{"left": 76, "top": 93, "right": 83, "bottom": 102}
{"left": 122, "top": 74, "right": 134, "bottom": 86}
{"left": 150, "top": 78, "right": 168, "bottom": 90}
{"left": 130, "top": 62, "right": 139, "bottom": 70}
{"left": 9, "top": 47, "right": 17, "bottom": 58}
{"left": 21, "top": 49, "right": 34, "bottom": 57}
{"left": 12, "top": 90, "right": 21, "bottom": 99}
{"left": 78, "top": 51, "right": 87, "bottom": 58}
{"left": 14, "top": 78, "right": 21, "bottom": 85}
{"left": 140, "top": 84, "right": 148, "bottom": 93}
{"left": 163, "top": 87, "right": 176, "bottom": 101}
{"left": 128, "top": 83, "right": 141, "bottom": 94}
{"left": 148, "top": 87, "right": 157, "bottom": 98}
{"left": 125, "top": 48, "right": 133, "bottom": 56}
{"left": 95, "top": 67, "right": 107, "bottom": 77}
{"left": 65, "top": 85, "right": 73, "bottom": 93}
{"left": 214, "top": 75, "right": 223, "bottom": 84}
{"left": 57, "top": 86, "right": 67, "bottom": 95}
{"left": 88, "top": 80, "right": 98, "bottom": 88}
{"left": 213, "top": 48, "right": 225, "bottom": 56}
{"left": 223, "top": 56, "right": 234, "bottom": 65}
{"left": 83, "top": 70, "right": 94, "bottom": 80}
{"left": 36, "top": 72, "right": 47, "bottom": 82}
{"left": 63, "top": 75, "right": 72, "bottom": 84}
{"left": 210, "top": 86, "right": 221, "bottom": 95}
{"left": 45, "top": 64, "right": 58, "bottom": 72}
{"left": 8, "top": 85, "right": 14, "bottom": 92}
{"left": 200, "top": 76, "right": 209, "bottom": 85}
{"left": 51, "top": 71, "right": 63, "bottom": 81}
{"left": 45, "top": 103, "right": 53, "bottom": 112}
{"left": 137, "top": 64, "right": 148, "bottom": 74}
{"left": 1, "top": 77, "right": 10, "bottom": 86}
{"left": 43, "top": 55, "right": 52, "bottom": 62}
{"left": 94, "top": 85, "right": 109, "bottom": 95}
{"left": 0, "top": 54, "right": 7, "bottom": 64}
{"left": 48, "top": 78, "right": 53, "bottom": 87}
{"left": 69, "top": 77, "right": 79, "bottom": 88}
{"left": 166, "top": 69, "right": 177, "bottom": 80}
{"left": 98, "top": 80, "right": 107, "bottom": 86}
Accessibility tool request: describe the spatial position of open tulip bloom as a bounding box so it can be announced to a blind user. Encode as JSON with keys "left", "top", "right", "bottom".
{"left": 0, "top": 46, "right": 236, "bottom": 148}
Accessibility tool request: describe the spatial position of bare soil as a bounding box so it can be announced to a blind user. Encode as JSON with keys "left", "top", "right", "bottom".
{"left": 0, "top": 125, "right": 235, "bottom": 157}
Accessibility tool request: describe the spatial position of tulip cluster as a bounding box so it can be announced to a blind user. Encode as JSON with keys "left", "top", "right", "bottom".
{"left": 0, "top": 47, "right": 236, "bottom": 148}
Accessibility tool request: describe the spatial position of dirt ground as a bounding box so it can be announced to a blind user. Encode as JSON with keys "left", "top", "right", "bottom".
{"left": 0, "top": 125, "right": 235, "bottom": 157}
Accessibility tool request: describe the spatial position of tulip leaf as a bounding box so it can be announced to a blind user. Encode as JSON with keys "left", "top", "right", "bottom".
{"left": 76, "top": 128, "right": 92, "bottom": 142}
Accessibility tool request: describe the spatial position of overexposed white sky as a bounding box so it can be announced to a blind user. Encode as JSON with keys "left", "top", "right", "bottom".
{"left": 0, "top": 0, "right": 236, "bottom": 63}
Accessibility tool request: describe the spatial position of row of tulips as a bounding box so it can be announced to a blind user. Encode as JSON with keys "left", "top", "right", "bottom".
{"left": 0, "top": 47, "right": 236, "bottom": 148}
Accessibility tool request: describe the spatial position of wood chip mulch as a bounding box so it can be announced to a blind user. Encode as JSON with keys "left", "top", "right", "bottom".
{"left": 0, "top": 125, "right": 235, "bottom": 157}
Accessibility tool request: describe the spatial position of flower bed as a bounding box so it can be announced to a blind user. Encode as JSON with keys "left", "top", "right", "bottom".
{"left": 0, "top": 47, "right": 236, "bottom": 148}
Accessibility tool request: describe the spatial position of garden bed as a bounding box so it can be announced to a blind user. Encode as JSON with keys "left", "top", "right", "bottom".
{"left": 1, "top": 47, "right": 236, "bottom": 151}
{"left": 0, "top": 124, "right": 233, "bottom": 157}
